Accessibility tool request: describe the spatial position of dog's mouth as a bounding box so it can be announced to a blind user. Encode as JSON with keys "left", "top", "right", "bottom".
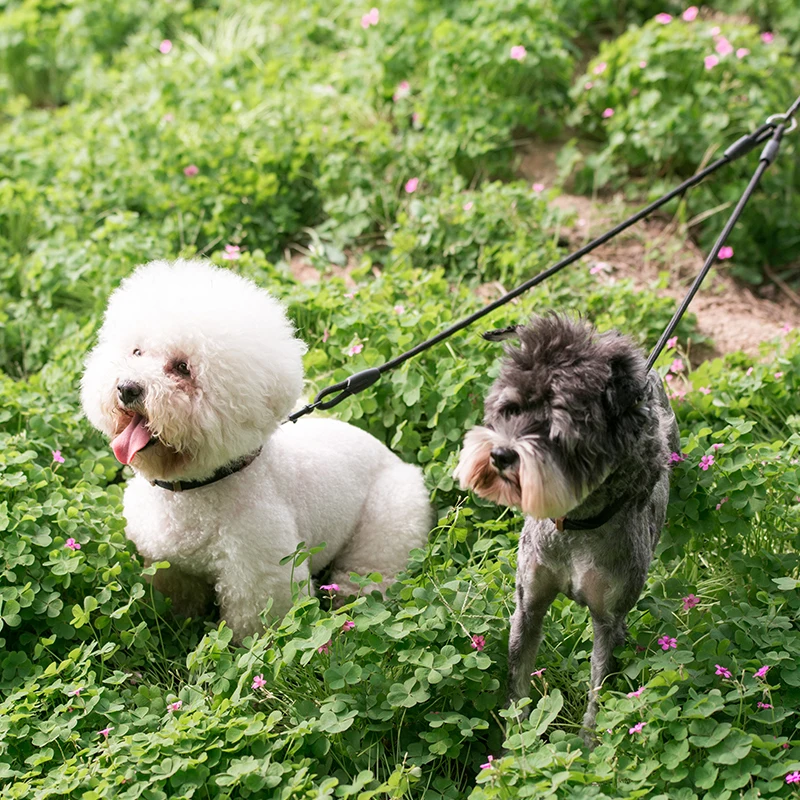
{"left": 111, "top": 412, "right": 158, "bottom": 465}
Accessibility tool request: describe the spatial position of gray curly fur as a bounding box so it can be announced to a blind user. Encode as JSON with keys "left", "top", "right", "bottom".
{"left": 480, "top": 314, "right": 679, "bottom": 742}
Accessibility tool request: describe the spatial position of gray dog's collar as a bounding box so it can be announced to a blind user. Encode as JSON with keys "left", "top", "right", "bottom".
{"left": 152, "top": 447, "right": 262, "bottom": 492}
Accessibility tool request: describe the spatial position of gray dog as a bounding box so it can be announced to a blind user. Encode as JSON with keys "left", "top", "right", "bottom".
{"left": 455, "top": 314, "right": 679, "bottom": 738}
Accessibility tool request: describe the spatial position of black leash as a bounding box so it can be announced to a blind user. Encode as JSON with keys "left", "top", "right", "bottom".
{"left": 289, "top": 100, "right": 798, "bottom": 423}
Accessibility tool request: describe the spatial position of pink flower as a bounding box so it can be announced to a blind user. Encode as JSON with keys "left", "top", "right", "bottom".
{"left": 318, "top": 640, "right": 332, "bottom": 654}
{"left": 69, "top": 687, "right": 83, "bottom": 697}
{"left": 322, "top": 328, "right": 329, "bottom": 344}
{"left": 670, "top": 358, "right": 684, "bottom": 373}
{"left": 718, "top": 245, "right": 734, "bottom": 260}
{"left": 658, "top": 635, "right": 677, "bottom": 650}
{"left": 346, "top": 343, "right": 364, "bottom": 357}
{"left": 471, "top": 635, "right": 486, "bottom": 651}
{"left": 531, "top": 668, "right": 546, "bottom": 677}
{"left": 463, "top": 201, "right": 473, "bottom": 211}
{"left": 715, "top": 664, "right": 732, "bottom": 678}
{"left": 746, "top": 367, "right": 753, "bottom": 376}
{"left": 761, "top": 32, "right": 774, "bottom": 44}
{"left": 344, "top": 291, "right": 356, "bottom": 299}
{"left": 393, "top": 304, "right": 405, "bottom": 314}
{"left": 480, "top": 755, "right": 495, "bottom": 770}
{"left": 159, "top": 40, "right": 173, "bottom": 54}
{"left": 183, "top": 164, "right": 199, "bottom": 177}
{"left": 320, "top": 583, "right": 340, "bottom": 592}
{"left": 775, "top": 372, "right": 784, "bottom": 379}
{"left": 163, "top": 113, "right": 174, "bottom": 123}
{"left": 715, "top": 37, "right": 734, "bottom": 57}
{"left": 222, "top": 244, "right": 240, "bottom": 261}
{"left": 639, "top": 60, "right": 648, "bottom": 68}
{"left": 710, "top": 26, "right": 720, "bottom": 35}
{"left": 682, "top": 6, "right": 698, "bottom": 21}
{"left": 532, "top": 183, "right": 545, "bottom": 193}
{"left": 704, "top": 55, "right": 719, "bottom": 70}
{"left": 52, "top": 449, "right": 65, "bottom": 463}
{"left": 593, "top": 62, "right": 607, "bottom": 75}
{"left": 405, "top": 177, "right": 419, "bottom": 193}
{"left": 655, "top": 13, "right": 672, "bottom": 24}
{"left": 590, "top": 264, "right": 607, "bottom": 275}
{"left": 715, "top": 497, "right": 728, "bottom": 511}
{"left": 629, "top": 722, "right": 646, "bottom": 734}
{"left": 361, "top": 7, "right": 379, "bottom": 28}
{"left": 341, "top": 620, "right": 355, "bottom": 632}
{"left": 585, "top": 81, "right": 593, "bottom": 90}
{"left": 669, "top": 452, "right": 686, "bottom": 463}
{"left": 65, "top": 538, "right": 81, "bottom": 551}
{"left": 755, "top": 665, "right": 770, "bottom": 679}
{"left": 711, "top": 443, "right": 723, "bottom": 451}
{"left": 602, "top": 108, "right": 615, "bottom": 119}
{"left": 699, "top": 455, "right": 715, "bottom": 471}
{"left": 393, "top": 81, "right": 410, "bottom": 101}
{"left": 781, "top": 323, "right": 793, "bottom": 334}
{"left": 627, "top": 687, "right": 645, "bottom": 698}
{"left": 736, "top": 48, "right": 750, "bottom": 58}
{"left": 510, "top": 45, "right": 527, "bottom": 61}
{"left": 682, "top": 594, "right": 700, "bottom": 610}
{"left": 252, "top": 674, "right": 267, "bottom": 690}
{"left": 786, "top": 772, "right": 800, "bottom": 784}
{"left": 699, "top": 386, "right": 711, "bottom": 395}
{"left": 99, "top": 726, "right": 113, "bottom": 739}
{"left": 167, "top": 700, "right": 182, "bottom": 712}
{"left": 757, "top": 701, "right": 773, "bottom": 709}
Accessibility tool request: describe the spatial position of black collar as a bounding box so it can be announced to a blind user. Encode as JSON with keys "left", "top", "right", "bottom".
{"left": 152, "top": 447, "right": 262, "bottom": 492}
{"left": 552, "top": 495, "right": 627, "bottom": 532}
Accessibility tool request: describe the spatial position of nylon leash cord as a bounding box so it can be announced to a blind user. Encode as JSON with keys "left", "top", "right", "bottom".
{"left": 289, "top": 95, "right": 800, "bottom": 423}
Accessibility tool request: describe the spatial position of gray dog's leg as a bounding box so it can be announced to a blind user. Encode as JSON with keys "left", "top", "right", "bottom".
{"left": 582, "top": 613, "right": 627, "bottom": 738}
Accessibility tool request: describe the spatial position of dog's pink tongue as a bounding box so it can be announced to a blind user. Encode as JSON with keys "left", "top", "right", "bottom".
{"left": 111, "top": 413, "right": 152, "bottom": 465}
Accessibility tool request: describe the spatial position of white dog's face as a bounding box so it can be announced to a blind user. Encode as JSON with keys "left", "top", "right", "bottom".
{"left": 81, "top": 259, "right": 306, "bottom": 482}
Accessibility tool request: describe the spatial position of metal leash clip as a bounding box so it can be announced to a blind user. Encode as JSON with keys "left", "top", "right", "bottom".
{"left": 765, "top": 113, "right": 798, "bottom": 133}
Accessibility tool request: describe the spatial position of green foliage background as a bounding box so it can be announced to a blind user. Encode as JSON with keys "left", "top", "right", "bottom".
{"left": 0, "top": 1, "right": 799, "bottom": 798}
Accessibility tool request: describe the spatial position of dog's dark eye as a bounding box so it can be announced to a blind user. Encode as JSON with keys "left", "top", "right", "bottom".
{"left": 175, "top": 361, "right": 190, "bottom": 377}
{"left": 500, "top": 402, "right": 522, "bottom": 417}
{"left": 133, "top": 348, "right": 142, "bottom": 356}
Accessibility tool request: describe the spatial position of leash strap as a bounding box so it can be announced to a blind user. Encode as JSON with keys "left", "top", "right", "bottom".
{"left": 289, "top": 100, "right": 797, "bottom": 423}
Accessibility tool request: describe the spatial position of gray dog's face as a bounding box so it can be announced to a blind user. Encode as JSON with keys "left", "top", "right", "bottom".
{"left": 455, "top": 315, "right": 649, "bottom": 519}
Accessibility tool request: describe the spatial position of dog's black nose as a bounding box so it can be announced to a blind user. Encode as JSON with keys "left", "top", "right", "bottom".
{"left": 117, "top": 381, "right": 144, "bottom": 406}
{"left": 490, "top": 447, "right": 518, "bottom": 471}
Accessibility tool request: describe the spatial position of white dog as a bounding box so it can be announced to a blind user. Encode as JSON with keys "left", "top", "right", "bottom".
{"left": 81, "top": 259, "right": 432, "bottom": 640}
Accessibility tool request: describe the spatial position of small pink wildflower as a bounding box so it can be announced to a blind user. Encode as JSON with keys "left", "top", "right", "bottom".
{"left": 463, "top": 201, "right": 473, "bottom": 211}
{"left": 775, "top": 372, "right": 784, "bottom": 379}
{"left": 736, "top": 48, "right": 750, "bottom": 59}
{"left": 781, "top": 323, "right": 793, "bottom": 334}
{"left": 761, "top": 32, "right": 774, "bottom": 44}
{"left": 404, "top": 177, "right": 419, "bottom": 193}
{"left": 159, "top": 40, "right": 173, "bottom": 54}
{"left": 715, "top": 664, "right": 732, "bottom": 679}
{"left": 682, "top": 594, "right": 700, "bottom": 610}
{"left": 52, "top": 449, "right": 65, "bottom": 463}
{"left": 655, "top": 13, "right": 672, "bottom": 24}
{"left": 183, "top": 164, "right": 199, "bottom": 177}
{"left": 682, "top": 6, "right": 698, "bottom": 21}
{"left": 361, "top": 7, "right": 379, "bottom": 28}
{"left": 627, "top": 687, "right": 645, "bottom": 698}
{"left": 700, "top": 454, "right": 715, "bottom": 471}
{"left": 163, "top": 113, "right": 174, "bottom": 123}
{"left": 531, "top": 668, "right": 546, "bottom": 677}
{"left": 670, "top": 358, "right": 684, "bottom": 373}
{"left": 783, "top": 743, "right": 791, "bottom": 750}
{"left": 585, "top": 81, "right": 593, "bottom": 90}
{"left": 318, "top": 640, "right": 332, "bottom": 654}
{"left": 715, "top": 497, "right": 728, "bottom": 511}
{"left": 69, "top": 687, "right": 83, "bottom": 697}
{"left": 589, "top": 264, "right": 605, "bottom": 275}
{"left": 712, "top": 443, "right": 723, "bottom": 451}
{"left": 480, "top": 755, "right": 495, "bottom": 770}
{"left": 532, "top": 183, "right": 545, "bottom": 193}
{"left": 167, "top": 701, "right": 182, "bottom": 712}
{"left": 341, "top": 620, "right": 355, "bottom": 632}
{"left": 393, "top": 81, "right": 410, "bottom": 102}
{"left": 222, "top": 244, "right": 240, "bottom": 261}
{"left": 658, "top": 635, "right": 677, "bottom": 650}
{"left": 65, "top": 538, "right": 81, "bottom": 551}
{"left": 393, "top": 304, "right": 405, "bottom": 314}
{"left": 715, "top": 37, "right": 734, "bottom": 57}
{"left": 754, "top": 665, "right": 770, "bottom": 679}
{"left": 99, "top": 726, "right": 113, "bottom": 739}
{"left": 639, "top": 60, "right": 648, "bottom": 68}
{"left": 746, "top": 367, "right": 753, "bottom": 376}
{"left": 704, "top": 55, "right": 719, "bottom": 70}
{"left": 346, "top": 343, "right": 364, "bottom": 357}
{"left": 786, "top": 772, "right": 800, "bottom": 784}
{"left": 322, "top": 328, "right": 329, "bottom": 344}
{"left": 510, "top": 45, "right": 527, "bottom": 61}
{"left": 320, "top": 583, "right": 340, "bottom": 592}
{"left": 252, "top": 674, "right": 266, "bottom": 690}
{"left": 669, "top": 452, "right": 686, "bottom": 464}
{"left": 471, "top": 635, "right": 486, "bottom": 652}
{"left": 666, "top": 336, "right": 678, "bottom": 349}
{"left": 710, "top": 26, "right": 720, "bottom": 35}
{"left": 757, "top": 701, "right": 773, "bottom": 709}
{"left": 699, "top": 386, "right": 711, "bottom": 395}
{"left": 629, "top": 721, "right": 646, "bottom": 734}
{"left": 718, "top": 245, "right": 734, "bottom": 259}
{"left": 602, "top": 107, "right": 615, "bottom": 119}
{"left": 593, "top": 62, "right": 607, "bottom": 75}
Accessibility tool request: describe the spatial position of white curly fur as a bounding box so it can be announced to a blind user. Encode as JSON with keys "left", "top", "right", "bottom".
{"left": 81, "top": 259, "right": 432, "bottom": 640}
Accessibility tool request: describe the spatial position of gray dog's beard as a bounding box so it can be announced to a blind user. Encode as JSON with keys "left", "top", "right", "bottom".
{"left": 454, "top": 426, "right": 585, "bottom": 519}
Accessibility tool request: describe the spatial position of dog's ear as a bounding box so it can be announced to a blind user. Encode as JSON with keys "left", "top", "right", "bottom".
{"left": 482, "top": 325, "right": 521, "bottom": 342}
{"left": 604, "top": 351, "right": 646, "bottom": 417}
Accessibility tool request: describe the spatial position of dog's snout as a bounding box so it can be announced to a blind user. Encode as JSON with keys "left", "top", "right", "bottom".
{"left": 117, "top": 381, "right": 144, "bottom": 406}
{"left": 490, "top": 447, "right": 518, "bottom": 471}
